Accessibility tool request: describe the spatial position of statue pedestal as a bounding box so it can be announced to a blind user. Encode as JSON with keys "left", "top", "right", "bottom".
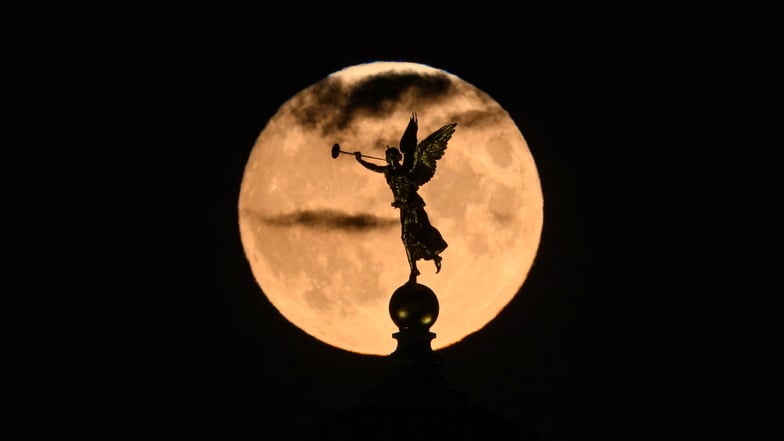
{"left": 378, "top": 282, "right": 451, "bottom": 395}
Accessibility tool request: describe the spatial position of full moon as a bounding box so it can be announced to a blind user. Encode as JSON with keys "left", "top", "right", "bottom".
{"left": 238, "top": 61, "right": 543, "bottom": 355}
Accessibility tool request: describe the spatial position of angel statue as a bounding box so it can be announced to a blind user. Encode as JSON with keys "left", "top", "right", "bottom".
{"left": 354, "top": 114, "right": 457, "bottom": 282}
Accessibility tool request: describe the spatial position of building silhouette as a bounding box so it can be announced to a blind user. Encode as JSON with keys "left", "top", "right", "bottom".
{"left": 289, "top": 282, "right": 540, "bottom": 440}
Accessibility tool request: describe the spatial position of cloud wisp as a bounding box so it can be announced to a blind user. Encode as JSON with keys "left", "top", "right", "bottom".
{"left": 291, "top": 70, "right": 455, "bottom": 136}
{"left": 262, "top": 209, "right": 398, "bottom": 232}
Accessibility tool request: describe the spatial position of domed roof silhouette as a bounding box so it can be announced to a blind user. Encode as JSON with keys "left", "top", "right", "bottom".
{"left": 288, "top": 282, "right": 541, "bottom": 440}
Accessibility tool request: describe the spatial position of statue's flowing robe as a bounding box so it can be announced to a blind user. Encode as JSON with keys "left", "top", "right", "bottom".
{"left": 386, "top": 167, "right": 448, "bottom": 262}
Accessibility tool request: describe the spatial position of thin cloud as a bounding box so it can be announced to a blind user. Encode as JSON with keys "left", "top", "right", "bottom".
{"left": 263, "top": 209, "right": 398, "bottom": 231}
{"left": 291, "top": 70, "right": 455, "bottom": 136}
{"left": 448, "top": 107, "right": 508, "bottom": 129}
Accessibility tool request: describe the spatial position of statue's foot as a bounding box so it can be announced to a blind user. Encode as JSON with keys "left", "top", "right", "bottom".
{"left": 409, "top": 268, "right": 420, "bottom": 283}
{"left": 434, "top": 255, "right": 442, "bottom": 273}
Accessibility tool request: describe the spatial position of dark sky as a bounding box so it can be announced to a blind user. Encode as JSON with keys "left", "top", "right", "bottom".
{"left": 6, "top": 5, "right": 779, "bottom": 441}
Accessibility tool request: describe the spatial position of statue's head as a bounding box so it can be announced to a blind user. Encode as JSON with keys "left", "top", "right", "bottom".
{"left": 385, "top": 147, "right": 402, "bottom": 165}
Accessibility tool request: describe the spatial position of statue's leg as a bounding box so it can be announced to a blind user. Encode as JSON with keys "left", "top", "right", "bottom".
{"left": 401, "top": 210, "right": 419, "bottom": 280}
{"left": 405, "top": 242, "right": 419, "bottom": 281}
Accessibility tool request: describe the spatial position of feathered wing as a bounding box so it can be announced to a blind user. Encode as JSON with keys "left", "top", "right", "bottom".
{"left": 410, "top": 122, "right": 457, "bottom": 186}
{"left": 400, "top": 113, "right": 418, "bottom": 171}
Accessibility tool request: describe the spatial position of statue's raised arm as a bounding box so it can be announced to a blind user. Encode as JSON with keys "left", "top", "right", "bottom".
{"left": 354, "top": 151, "right": 385, "bottom": 173}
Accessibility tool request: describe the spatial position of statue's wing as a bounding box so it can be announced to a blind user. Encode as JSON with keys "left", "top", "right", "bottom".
{"left": 400, "top": 113, "right": 418, "bottom": 171}
{"left": 411, "top": 122, "right": 457, "bottom": 186}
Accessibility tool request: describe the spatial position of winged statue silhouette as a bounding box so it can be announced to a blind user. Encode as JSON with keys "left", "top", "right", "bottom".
{"left": 352, "top": 113, "right": 457, "bottom": 282}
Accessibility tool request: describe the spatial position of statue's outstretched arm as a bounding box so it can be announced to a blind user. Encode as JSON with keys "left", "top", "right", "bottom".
{"left": 355, "top": 152, "right": 385, "bottom": 173}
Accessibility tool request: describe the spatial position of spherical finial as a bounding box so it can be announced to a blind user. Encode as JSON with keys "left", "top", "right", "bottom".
{"left": 389, "top": 282, "right": 439, "bottom": 331}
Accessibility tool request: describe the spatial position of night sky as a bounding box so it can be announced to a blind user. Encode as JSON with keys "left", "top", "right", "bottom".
{"left": 7, "top": 5, "right": 779, "bottom": 440}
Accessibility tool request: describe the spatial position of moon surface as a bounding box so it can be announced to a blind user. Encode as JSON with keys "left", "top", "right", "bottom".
{"left": 238, "top": 61, "right": 543, "bottom": 355}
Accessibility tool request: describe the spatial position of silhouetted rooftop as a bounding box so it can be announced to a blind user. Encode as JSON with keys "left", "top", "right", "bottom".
{"left": 289, "top": 282, "right": 541, "bottom": 440}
